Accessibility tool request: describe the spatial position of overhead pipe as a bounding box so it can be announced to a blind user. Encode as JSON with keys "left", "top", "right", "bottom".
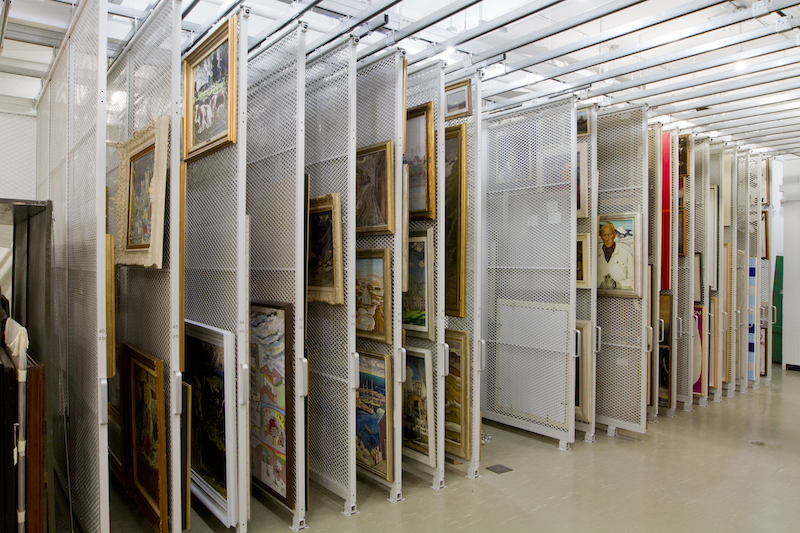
{"left": 248, "top": 0, "right": 324, "bottom": 53}
{"left": 725, "top": 120, "right": 800, "bottom": 140}
{"left": 482, "top": 0, "right": 728, "bottom": 98}
{"left": 0, "top": 0, "right": 10, "bottom": 55}
{"left": 690, "top": 107, "right": 800, "bottom": 134}
{"left": 683, "top": 99, "right": 800, "bottom": 128}
{"left": 666, "top": 90, "right": 800, "bottom": 122}
{"left": 305, "top": 13, "right": 388, "bottom": 62}
{"left": 182, "top": 0, "right": 246, "bottom": 55}
{"left": 306, "top": 0, "right": 402, "bottom": 55}
{"left": 734, "top": 130, "right": 800, "bottom": 145}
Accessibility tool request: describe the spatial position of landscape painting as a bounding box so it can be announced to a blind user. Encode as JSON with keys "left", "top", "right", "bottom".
{"left": 356, "top": 248, "right": 392, "bottom": 343}
{"left": 308, "top": 192, "right": 343, "bottom": 304}
{"left": 357, "top": 352, "right": 393, "bottom": 481}
{"left": 445, "top": 124, "right": 468, "bottom": 317}
{"left": 403, "top": 228, "right": 434, "bottom": 339}
{"left": 577, "top": 109, "right": 589, "bottom": 136}
{"left": 407, "top": 102, "right": 435, "bottom": 220}
{"left": 127, "top": 146, "right": 155, "bottom": 249}
{"left": 403, "top": 347, "right": 434, "bottom": 466}
{"left": 444, "top": 79, "right": 472, "bottom": 121}
{"left": 356, "top": 141, "right": 395, "bottom": 234}
{"left": 444, "top": 329, "right": 471, "bottom": 460}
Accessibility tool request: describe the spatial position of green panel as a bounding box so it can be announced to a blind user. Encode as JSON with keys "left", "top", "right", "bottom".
{"left": 773, "top": 255, "right": 783, "bottom": 363}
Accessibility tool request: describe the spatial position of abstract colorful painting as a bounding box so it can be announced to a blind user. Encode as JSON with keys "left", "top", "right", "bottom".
{"left": 357, "top": 351, "right": 393, "bottom": 481}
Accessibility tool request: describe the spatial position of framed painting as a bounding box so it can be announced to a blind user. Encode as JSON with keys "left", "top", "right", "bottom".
{"left": 576, "top": 143, "right": 588, "bottom": 218}
{"left": 575, "top": 319, "right": 593, "bottom": 423}
{"left": 444, "top": 329, "right": 471, "bottom": 460}
{"left": 678, "top": 134, "right": 689, "bottom": 176}
{"left": 693, "top": 253, "right": 702, "bottom": 303}
{"left": 576, "top": 233, "right": 590, "bottom": 289}
{"left": 183, "top": 16, "right": 237, "bottom": 162}
{"left": 403, "top": 228, "right": 434, "bottom": 340}
{"left": 356, "top": 140, "right": 395, "bottom": 235}
{"left": 445, "top": 123, "right": 468, "bottom": 317}
{"left": 402, "top": 347, "right": 435, "bottom": 467}
{"left": 678, "top": 209, "right": 687, "bottom": 257}
{"left": 678, "top": 176, "right": 685, "bottom": 209}
{"left": 122, "top": 343, "right": 167, "bottom": 532}
{"left": 761, "top": 210, "right": 769, "bottom": 259}
{"left": 661, "top": 130, "right": 672, "bottom": 290}
{"left": 444, "top": 79, "right": 472, "bottom": 121}
{"left": 357, "top": 351, "right": 393, "bottom": 481}
{"left": 576, "top": 108, "right": 589, "bottom": 136}
{"left": 723, "top": 243, "right": 732, "bottom": 383}
{"left": 114, "top": 115, "right": 169, "bottom": 268}
{"left": 402, "top": 163, "right": 410, "bottom": 292}
{"left": 761, "top": 157, "right": 770, "bottom": 205}
{"left": 658, "top": 294, "right": 672, "bottom": 407}
{"left": 106, "top": 234, "right": 116, "bottom": 377}
{"left": 356, "top": 248, "right": 392, "bottom": 344}
{"left": 184, "top": 320, "right": 237, "bottom": 527}
{"left": 692, "top": 305, "right": 707, "bottom": 397}
{"left": 308, "top": 192, "right": 344, "bottom": 305}
{"left": 597, "top": 212, "right": 643, "bottom": 298}
{"left": 249, "top": 300, "right": 295, "bottom": 509}
{"left": 709, "top": 186, "right": 719, "bottom": 291}
{"left": 407, "top": 101, "right": 436, "bottom": 220}
{"left": 180, "top": 381, "right": 192, "bottom": 530}
{"left": 709, "top": 296, "right": 719, "bottom": 389}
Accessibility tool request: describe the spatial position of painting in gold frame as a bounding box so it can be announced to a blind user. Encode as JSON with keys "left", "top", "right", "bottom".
{"left": 356, "top": 141, "right": 395, "bottom": 235}
{"left": 575, "top": 319, "right": 593, "bottom": 423}
{"left": 678, "top": 209, "right": 687, "bottom": 257}
{"left": 356, "top": 248, "right": 393, "bottom": 344}
{"left": 723, "top": 243, "right": 731, "bottom": 383}
{"left": 576, "top": 233, "right": 590, "bottom": 289}
{"left": 308, "top": 192, "right": 344, "bottom": 305}
{"left": 444, "top": 123, "right": 468, "bottom": 317}
{"left": 122, "top": 343, "right": 167, "bottom": 533}
{"left": 444, "top": 79, "right": 472, "bottom": 121}
{"left": 114, "top": 116, "right": 169, "bottom": 268}
{"left": 183, "top": 16, "right": 237, "bottom": 162}
{"left": 406, "top": 101, "right": 436, "bottom": 220}
{"left": 444, "top": 329, "right": 471, "bottom": 459}
{"left": 576, "top": 108, "right": 589, "bottom": 136}
{"left": 356, "top": 351, "right": 394, "bottom": 481}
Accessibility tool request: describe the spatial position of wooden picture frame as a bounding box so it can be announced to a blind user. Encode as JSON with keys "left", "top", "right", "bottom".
{"left": 308, "top": 192, "right": 344, "bottom": 305}
{"left": 576, "top": 108, "right": 589, "bottom": 136}
{"left": 402, "top": 163, "right": 410, "bottom": 292}
{"left": 693, "top": 253, "right": 702, "bottom": 303}
{"left": 576, "top": 233, "right": 591, "bottom": 289}
{"left": 692, "top": 305, "right": 707, "bottom": 397}
{"left": 114, "top": 115, "right": 169, "bottom": 268}
{"left": 183, "top": 16, "right": 237, "bottom": 162}
{"left": 444, "top": 79, "right": 472, "bottom": 121}
{"left": 678, "top": 134, "right": 689, "bottom": 176}
{"left": 356, "top": 248, "right": 393, "bottom": 344}
{"left": 403, "top": 228, "right": 435, "bottom": 340}
{"left": 357, "top": 351, "right": 394, "bottom": 481}
{"left": 575, "top": 319, "right": 594, "bottom": 423}
{"left": 709, "top": 185, "right": 719, "bottom": 291}
{"left": 406, "top": 101, "right": 436, "bottom": 220}
{"left": 184, "top": 320, "right": 237, "bottom": 527}
{"left": 577, "top": 143, "right": 588, "bottom": 218}
{"left": 678, "top": 209, "right": 687, "bottom": 257}
{"left": 444, "top": 329, "right": 471, "bottom": 460}
{"left": 402, "top": 346, "right": 435, "bottom": 467}
{"left": 356, "top": 140, "right": 395, "bottom": 235}
{"left": 597, "top": 212, "right": 643, "bottom": 298}
{"left": 658, "top": 294, "right": 672, "bottom": 406}
{"left": 761, "top": 210, "right": 769, "bottom": 260}
{"left": 249, "top": 300, "right": 295, "bottom": 509}
{"left": 445, "top": 123, "right": 468, "bottom": 317}
{"left": 122, "top": 343, "right": 167, "bottom": 532}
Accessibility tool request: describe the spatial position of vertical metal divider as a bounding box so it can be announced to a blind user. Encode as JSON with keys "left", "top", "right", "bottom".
{"left": 236, "top": 8, "right": 250, "bottom": 533}
{"left": 676, "top": 133, "right": 694, "bottom": 411}
{"left": 169, "top": 2, "right": 182, "bottom": 531}
{"left": 665, "top": 130, "right": 678, "bottom": 417}
{"left": 469, "top": 73, "right": 483, "bottom": 472}
{"left": 346, "top": 38, "right": 358, "bottom": 513}
{"left": 589, "top": 105, "right": 598, "bottom": 440}
{"left": 725, "top": 147, "right": 738, "bottom": 397}
{"left": 748, "top": 155, "right": 760, "bottom": 389}
{"left": 736, "top": 151, "right": 749, "bottom": 393}
{"left": 96, "top": 1, "right": 110, "bottom": 530}
{"left": 693, "top": 139, "right": 710, "bottom": 407}
{"left": 764, "top": 158, "right": 773, "bottom": 386}
{"left": 647, "top": 122, "right": 662, "bottom": 422}
{"left": 708, "top": 142, "right": 724, "bottom": 402}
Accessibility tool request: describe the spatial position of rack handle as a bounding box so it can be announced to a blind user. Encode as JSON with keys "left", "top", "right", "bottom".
{"left": 647, "top": 326, "right": 654, "bottom": 353}
{"left": 173, "top": 371, "right": 183, "bottom": 416}
{"left": 708, "top": 314, "right": 714, "bottom": 339}
{"left": 772, "top": 305, "right": 777, "bottom": 325}
{"left": 574, "top": 329, "right": 582, "bottom": 358}
{"left": 658, "top": 318, "right": 665, "bottom": 343}
{"left": 595, "top": 326, "right": 602, "bottom": 353}
{"left": 238, "top": 363, "right": 249, "bottom": 406}
{"left": 297, "top": 357, "right": 309, "bottom": 398}
{"left": 397, "top": 347, "right": 407, "bottom": 383}
{"left": 441, "top": 343, "right": 450, "bottom": 377}
{"left": 350, "top": 352, "right": 360, "bottom": 390}
{"left": 99, "top": 378, "right": 108, "bottom": 426}
{"left": 723, "top": 311, "right": 728, "bottom": 332}
{"left": 479, "top": 339, "right": 486, "bottom": 371}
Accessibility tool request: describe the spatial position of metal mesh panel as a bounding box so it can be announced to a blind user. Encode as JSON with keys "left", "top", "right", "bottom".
{"left": 708, "top": 143, "right": 722, "bottom": 393}
{"left": 483, "top": 98, "right": 575, "bottom": 441}
{"left": 67, "top": 1, "right": 101, "bottom": 529}
{"left": 736, "top": 153, "right": 749, "bottom": 383}
{"left": 0, "top": 112, "right": 36, "bottom": 198}
{"left": 595, "top": 106, "right": 647, "bottom": 432}
{"left": 37, "top": 90, "right": 51, "bottom": 201}
{"left": 694, "top": 140, "right": 708, "bottom": 401}
{"left": 724, "top": 149, "right": 737, "bottom": 387}
{"left": 675, "top": 136, "right": 693, "bottom": 405}
{"left": 647, "top": 123, "right": 659, "bottom": 415}
{"left": 304, "top": 39, "right": 352, "bottom": 498}
{"left": 246, "top": 26, "right": 302, "bottom": 512}
{"left": 748, "top": 157, "right": 759, "bottom": 383}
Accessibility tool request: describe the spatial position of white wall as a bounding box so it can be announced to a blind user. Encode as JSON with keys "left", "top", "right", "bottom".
{"left": 781, "top": 156, "right": 800, "bottom": 368}
{"left": 0, "top": 111, "right": 36, "bottom": 199}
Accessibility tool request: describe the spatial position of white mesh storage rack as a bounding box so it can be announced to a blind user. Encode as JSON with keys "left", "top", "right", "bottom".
{"left": 355, "top": 49, "right": 405, "bottom": 500}
{"left": 246, "top": 21, "right": 306, "bottom": 529}
{"left": 445, "top": 73, "right": 483, "bottom": 475}
{"left": 761, "top": 157, "right": 773, "bottom": 387}
{"left": 709, "top": 142, "right": 725, "bottom": 401}
{"left": 748, "top": 155, "right": 760, "bottom": 388}
{"left": 693, "top": 138, "right": 710, "bottom": 407}
{"left": 647, "top": 123, "right": 661, "bottom": 421}
{"left": 483, "top": 96, "right": 577, "bottom": 448}
{"left": 595, "top": 105, "right": 649, "bottom": 435}
{"left": 675, "top": 133, "right": 694, "bottom": 411}
{"left": 723, "top": 147, "right": 738, "bottom": 397}
{"left": 405, "top": 62, "right": 445, "bottom": 487}
{"left": 736, "top": 151, "right": 749, "bottom": 393}
{"left": 575, "top": 105, "right": 598, "bottom": 441}
{"left": 304, "top": 36, "right": 357, "bottom": 514}
{"left": 661, "top": 130, "right": 678, "bottom": 417}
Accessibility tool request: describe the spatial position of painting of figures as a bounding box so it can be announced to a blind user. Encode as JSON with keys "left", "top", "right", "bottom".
{"left": 184, "top": 17, "right": 237, "bottom": 161}
{"left": 356, "top": 352, "right": 393, "bottom": 481}
{"left": 127, "top": 147, "right": 154, "bottom": 248}
{"left": 403, "top": 347, "right": 434, "bottom": 466}
{"left": 308, "top": 193, "right": 343, "bottom": 304}
{"left": 444, "top": 329, "right": 471, "bottom": 460}
{"left": 249, "top": 301, "right": 294, "bottom": 508}
{"left": 356, "top": 248, "right": 392, "bottom": 343}
{"left": 403, "top": 228, "right": 434, "bottom": 339}
{"left": 356, "top": 141, "right": 395, "bottom": 234}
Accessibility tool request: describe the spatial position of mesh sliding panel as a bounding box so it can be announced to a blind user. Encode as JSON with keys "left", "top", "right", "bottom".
{"left": 67, "top": 0, "right": 101, "bottom": 529}
{"left": 747, "top": 156, "right": 760, "bottom": 383}
{"left": 675, "top": 135, "right": 693, "bottom": 406}
{"left": 709, "top": 143, "right": 723, "bottom": 393}
{"left": 724, "top": 149, "right": 737, "bottom": 388}
{"left": 595, "top": 106, "right": 648, "bottom": 433}
{"left": 37, "top": 86, "right": 50, "bottom": 201}
{"left": 736, "top": 153, "right": 748, "bottom": 384}
{"left": 483, "top": 98, "right": 576, "bottom": 442}
{"left": 246, "top": 26, "right": 303, "bottom": 515}
{"left": 647, "top": 124, "right": 659, "bottom": 415}
{"left": 694, "top": 139, "right": 708, "bottom": 400}
{"left": 304, "top": 39, "right": 353, "bottom": 502}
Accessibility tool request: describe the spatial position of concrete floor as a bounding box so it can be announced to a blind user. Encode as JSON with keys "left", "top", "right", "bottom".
{"left": 111, "top": 364, "right": 800, "bottom": 532}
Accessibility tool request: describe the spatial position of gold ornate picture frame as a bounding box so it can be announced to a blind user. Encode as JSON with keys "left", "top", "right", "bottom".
{"left": 356, "top": 140, "right": 395, "bottom": 235}
{"left": 356, "top": 248, "right": 393, "bottom": 344}
{"left": 114, "top": 116, "right": 169, "bottom": 269}
{"left": 445, "top": 123, "right": 468, "bottom": 317}
{"left": 444, "top": 79, "right": 472, "bottom": 121}
{"left": 308, "top": 192, "right": 344, "bottom": 305}
{"left": 406, "top": 101, "right": 436, "bottom": 221}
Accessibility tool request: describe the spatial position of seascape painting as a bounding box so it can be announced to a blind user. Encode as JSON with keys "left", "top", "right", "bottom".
{"left": 356, "top": 352, "right": 393, "bottom": 480}
{"left": 356, "top": 141, "right": 394, "bottom": 234}
{"left": 356, "top": 249, "right": 391, "bottom": 343}
{"left": 403, "top": 348, "right": 434, "bottom": 465}
{"left": 192, "top": 39, "right": 229, "bottom": 146}
{"left": 127, "top": 146, "right": 155, "bottom": 249}
{"left": 444, "top": 124, "right": 467, "bottom": 317}
{"left": 444, "top": 329, "right": 471, "bottom": 459}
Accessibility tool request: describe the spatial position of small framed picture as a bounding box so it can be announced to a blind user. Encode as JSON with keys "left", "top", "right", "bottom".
{"left": 598, "top": 212, "right": 643, "bottom": 298}
{"left": 356, "top": 140, "right": 395, "bottom": 235}
{"left": 356, "top": 248, "right": 393, "bottom": 344}
{"left": 308, "top": 192, "right": 344, "bottom": 305}
{"left": 678, "top": 134, "right": 690, "bottom": 176}
{"left": 403, "top": 228, "right": 434, "bottom": 340}
{"left": 577, "top": 108, "right": 589, "bottom": 136}
{"left": 678, "top": 209, "right": 687, "bottom": 257}
{"left": 444, "top": 79, "right": 472, "bottom": 121}
{"left": 576, "top": 233, "right": 590, "bottom": 289}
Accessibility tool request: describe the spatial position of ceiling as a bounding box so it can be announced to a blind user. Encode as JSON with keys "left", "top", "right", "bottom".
{"left": 2, "top": 0, "right": 799, "bottom": 154}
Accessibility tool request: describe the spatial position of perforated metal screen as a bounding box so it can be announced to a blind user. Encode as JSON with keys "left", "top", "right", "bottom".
{"left": 647, "top": 123, "right": 660, "bottom": 417}
{"left": 724, "top": 149, "right": 737, "bottom": 391}
{"left": 693, "top": 139, "right": 709, "bottom": 403}
{"left": 747, "top": 156, "right": 760, "bottom": 385}
{"left": 675, "top": 135, "right": 694, "bottom": 408}
{"left": 595, "top": 106, "right": 647, "bottom": 434}
{"left": 304, "top": 38, "right": 355, "bottom": 508}
{"left": 247, "top": 24, "right": 306, "bottom": 520}
{"left": 736, "top": 152, "right": 749, "bottom": 386}
{"left": 483, "top": 97, "right": 576, "bottom": 443}
{"left": 709, "top": 142, "right": 724, "bottom": 395}
{"left": 36, "top": 86, "right": 50, "bottom": 202}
